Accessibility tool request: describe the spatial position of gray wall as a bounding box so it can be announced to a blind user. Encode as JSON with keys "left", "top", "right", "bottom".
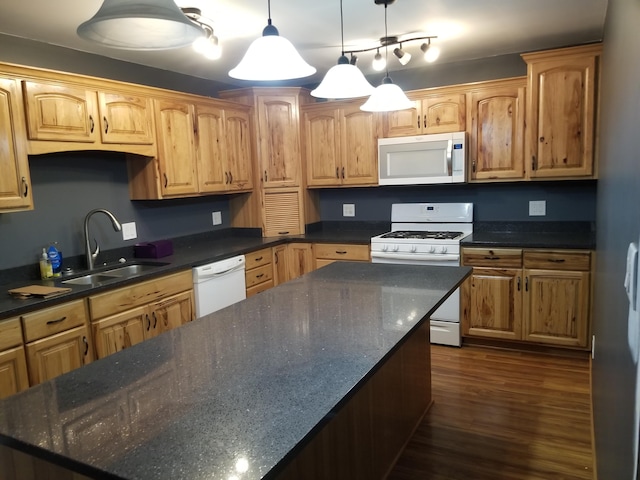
{"left": 592, "top": 0, "right": 640, "bottom": 478}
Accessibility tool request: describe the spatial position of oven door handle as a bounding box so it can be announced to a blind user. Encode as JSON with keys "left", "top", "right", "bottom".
{"left": 371, "top": 252, "right": 460, "bottom": 262}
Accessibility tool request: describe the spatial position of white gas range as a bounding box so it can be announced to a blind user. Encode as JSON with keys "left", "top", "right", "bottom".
{"left": 371, "top": 203, "right": 473, "bottom": 346}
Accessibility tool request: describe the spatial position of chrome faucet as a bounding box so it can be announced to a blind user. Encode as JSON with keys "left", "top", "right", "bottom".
{"left": 84, "top": 209, "right": 122, "bottom": 270}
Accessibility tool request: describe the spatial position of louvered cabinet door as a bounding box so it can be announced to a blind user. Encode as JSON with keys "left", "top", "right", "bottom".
{"left": 262, "top": 188, "right": 304, "bottom": 236}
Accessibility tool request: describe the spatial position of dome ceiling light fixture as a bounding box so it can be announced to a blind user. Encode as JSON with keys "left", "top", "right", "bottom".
{"left": 77, "top": 0, "right": 205, "bottom": 50}
{"left": 181, "top": 7, "right": 222, "bottom": 60}
{"left": 361, "top": 0, "right": 414, "bottom": 113}
{"left": 311, "top": 0, "right": 375, "bottom": 99}
{"left": 229, "top": 0, "right": 316, "bottom": 81}
{"left": 344, "top": 0, "right": 439, "bottom": 69}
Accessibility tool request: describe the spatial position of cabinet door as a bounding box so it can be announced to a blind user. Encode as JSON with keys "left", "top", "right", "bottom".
{"left": 272, "top": 244, "right": 288, "bottom": 286}
{"left": 153, "top": 290, "right": 194, "bottom": 335}
{"left": 463, "top": 267, "right": 522, "bottom": 340}
{"left": 97, "top": 91, "right": 155, "bottom": 145}
{"left": 194, "top": 103, "right": 227, "bottom": 193}
{"left": 383, "top": 100, "right": 421, "bottom": 137}
{"left": 0, "top": 346, "right": 29, "bottom": 399}
{"left": 0, "top": 77, "right": 32, "bottom": 212}
{"left": 92, "top": 306, "right": 147, "bottom": 359}
{"left": 154, "top": 99, "right": 198, "bottom": 196}
{"left": 525, "top": 48, "right": 598, "bottom": 178}
{"left": 523, "top": 269, "right": 590, "bottom": 347}
{"left": 287, "top": 243, "right": 314, "bottom": 281}
{"left": 262, "top": 188, "right": 304, "bottom": 236}
{"left": 224, "top": 107, "right": 254, "bottom": 191}
{"left": 22, "top": 80, "right": 98, "bottom": 143}
{"left": 303, "top": 107, "right": 341, "bottom": 187}
{"left": 25, "top": 325, "right": 92, "bottom": 386}
{"left": 341, "top": 106, "right": 378, "bottom": 185}
{"left": 422, "top": 93, "right": 466, "bottom": 134}
{"left": 469, "top": 83, "right": 526, "bottom": 181}
{"left": 256, "top": 95, "right": 301, "bottom": 188}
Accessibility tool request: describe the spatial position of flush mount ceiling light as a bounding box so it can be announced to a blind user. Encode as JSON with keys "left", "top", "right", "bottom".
{"left": 360, "top": 0, "right": 413, "bottom": 113}
{"left": 182, "top": 7, "right": 222, "bottom": 60}
{"left": 311, "top": 0, "right": 375, "bottom": 99}
{"left": 229, "top": 0, "right": 316, "bottom": 81}
{"left": 77, "top": 0, "right": 204, "bottom": 50}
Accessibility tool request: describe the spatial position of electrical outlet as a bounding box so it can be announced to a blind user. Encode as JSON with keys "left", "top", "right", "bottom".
{"left": 212, "top": 211, "right": 222, "bottom": 225}
{"left": 529, "top": 200, "right": 546, "bottom": 216}
{"left": 343, "top": 204, "right": 355, "bottom": 217}
{"left": 122, "top": 222, "right": 137, "bottom": 241}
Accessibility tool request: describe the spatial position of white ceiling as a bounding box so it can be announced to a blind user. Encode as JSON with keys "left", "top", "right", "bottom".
{"left": 0, "top": 0, "right": 608, "bottom": 88}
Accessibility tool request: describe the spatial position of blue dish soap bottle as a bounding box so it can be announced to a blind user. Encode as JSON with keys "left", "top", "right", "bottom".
{"left": 48, "top": 243, "right": 62, "bottom": 278}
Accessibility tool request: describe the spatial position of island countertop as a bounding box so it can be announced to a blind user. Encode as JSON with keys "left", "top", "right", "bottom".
{"left": 0, "top": 262, "right": 471, "bottom": 480}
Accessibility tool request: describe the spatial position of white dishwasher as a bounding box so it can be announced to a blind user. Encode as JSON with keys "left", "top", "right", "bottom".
{"left": 192, "top": 255, "right": 246, "bottom": 317}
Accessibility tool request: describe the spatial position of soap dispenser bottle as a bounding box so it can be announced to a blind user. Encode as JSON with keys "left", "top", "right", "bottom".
{"left": 39, "top": 248, "right": 53, "bottom": 279}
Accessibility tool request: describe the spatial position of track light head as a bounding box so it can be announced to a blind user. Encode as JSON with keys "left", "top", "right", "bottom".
{"left": 393, "top": 45, "right": 411, "bottom": 65}
{"left": 372, "top": 49, "right": 386, "bottom": 71}
{"left": 420, "top": 41, "right": 440, "bottom": 63}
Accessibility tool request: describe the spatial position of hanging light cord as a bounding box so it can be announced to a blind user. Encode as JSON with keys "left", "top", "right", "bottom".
{"left": 384, "top": 2, "right": 390, "bottom": 77}
{"left": 340, "top": 0, "right": 345, "bottom": 55}
{"left": 267, "top": 0, "right": 272, "bottom": 26}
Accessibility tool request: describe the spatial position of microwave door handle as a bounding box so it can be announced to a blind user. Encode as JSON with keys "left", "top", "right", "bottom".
{"left": 446, "top": 139, "right": 453, "bottom": 175}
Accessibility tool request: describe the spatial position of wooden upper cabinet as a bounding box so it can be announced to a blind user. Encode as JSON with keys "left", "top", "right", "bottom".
{"left": 22, "top": 80, "right": 98, "bottom": 143}
{"left": 223, "top": 107, "right": 253, "bottom": 191}
{"left": 97, "top": 91, "right": 155, "bottom": 145}
{"left": 262, "top": 187, "right": 304, "bottom": 236}
{"left": 256, "top": 94, "right": 302, "bottom": 188}
{"left": 0, "top": 76, "right": 33, "bottom": 212}
{"left": 522, "top": 44, "right": 601, "bottom": 179}
{"left": 468, "top": 78, "right": 526, "bottom": 181}
{"left": 194, "top": 103, "right": 227, "bottom": 193}
{"left": 383, "top": 89, "right": 466, "bottom": 137}
{"left": 303, "top": 100, "right": 378, "bottom": 187}
{"left": 153, "top": 98, "right": 199, "bottom": 197}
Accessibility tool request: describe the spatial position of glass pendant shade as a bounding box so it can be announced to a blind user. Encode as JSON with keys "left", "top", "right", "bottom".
{"left": 360, "top": 76, "right": 414, "bottom": 112}
{"left": 77, "top": 0, "right": 204, "bottom": 50}
{"left": 311, "top": 56, "right": 375, "bottom": 99}
{"left": 229, "top": 23, "right": 316, "bottom": 81}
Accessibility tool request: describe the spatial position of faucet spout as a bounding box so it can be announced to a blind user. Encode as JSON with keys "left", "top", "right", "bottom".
{"left": 84, "top": 209, "right": 122, "bottom": 270}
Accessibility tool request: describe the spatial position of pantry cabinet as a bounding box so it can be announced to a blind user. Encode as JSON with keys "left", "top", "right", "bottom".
{"left": 22, "top": 299, "right": 93, "bottom": 386}
{"left": 467, "top": 78, "right": 526, "bottom": 181}
{"left": 383, "top": 88, "right": 466, "bottom": 137}
{"left": 22, "top": 79, "right": 156, "bottom": 156}
{"left": 0, "top": 76, "right": 32, "bottom": 212}
{"left": 522, "top": 44, "right": 601, "bottom": 179}
{"left": 303, "top": 101, "right": 379, "bottom": 187}
{"left": 462, "top": 247, "right": 592, "bottom": 349}
{"left": 89, "top": 270, "right": 194, "bottom": 359}
{"left": 0, "top": 317, "right": 29, "bottom": 399}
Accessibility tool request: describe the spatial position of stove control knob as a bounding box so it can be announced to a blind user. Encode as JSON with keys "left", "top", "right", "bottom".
{"left": 382, "top": 244, "right": 388, "bottom": 252}
{"left": 392, "top": 245, "right": 399, "bottom": 252}
{"left": 411, "top": 245, "right": 417, "bottom": 253}
{"left": 440, "top": 246, "right": 448, "bottom": 254}
{"left": 429, "top": 246, "right": 436, "bottom": 253}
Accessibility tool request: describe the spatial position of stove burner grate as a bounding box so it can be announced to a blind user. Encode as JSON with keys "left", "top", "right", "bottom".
{"left": 380, "top": 230, "right": 464, "bottom": 240}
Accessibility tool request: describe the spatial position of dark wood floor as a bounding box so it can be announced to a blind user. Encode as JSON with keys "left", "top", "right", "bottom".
{"left": 388, "top": 345, "right": 594, "bottom": 480}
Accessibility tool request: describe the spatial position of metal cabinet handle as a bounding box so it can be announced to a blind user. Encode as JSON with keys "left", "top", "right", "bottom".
{"left": 82, "top": 336, "right": 89, "bottom": 356}
{"left": 225, "top": 172, "right": 229, "bottom": 184}
{"left": 229, "top": 171, "right": 233, "bottom": 184}
{"left": 103, "top": 116, "right": 109, "bottom": 134}
{"left": 547, "top": 258, "right": 566, "bottom": 263}
{"left": 525, "top": 277, "right": 529, "bottom": 292}
{"left": 423, "top": 115, "right": 427, "bottom": 129}
{"left": 278, "top": 231, "right": 290, "bottom": 235}
{"left": 22, "top": 177, "right": 28, "bottom": 197}
{"left": 255, "top": 256, "right": 263, "bottom": 261}
{"left": 341, "top": 167, "right": 345, "bottom": 179}
{"left": 264, "top": 170, "right": 268, "bottom": 182}
{"left": 89, "top": 115, "right": 94, "bottom": 133}
{"left": 517, "top": 276, "right": 521, "bottom": 291}
{"left": 484, "top": 256, "right": 500, "bottom": 260}
{"left": 532, "top": 155, "right": 537, "bottom": 171}
{"left": 274, "top": 252, "right": 279, "bottom": 263}
{"left": 46, "top": 316, "right": 67, "bottom": 325}
{"left": 336, "top": 250, "right": 347, "bottom": 255}
{"left": 146, "top": 314, "right": 151, "bottom": 331}
{"left": 256, "top": 273, "right": 264, "bottom": 279}
{"left": 152, "top": 312, "right": 157, "bottom": 329}
{"left": 336, "top": 167, "right": 339, "bottom": 179}
{"left": 164, "top": 173, "right": 168, "bottom": 188}
{"left": 417, "top": 115, "right": 420, "bottom": 129}
{"left": 472, "top": 160, "right": 476, "bottom": 173}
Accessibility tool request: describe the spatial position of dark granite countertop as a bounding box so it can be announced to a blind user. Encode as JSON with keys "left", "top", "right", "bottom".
{"left": 0, "top": 262, "right": 470, "bottom": 480}
{"left": 461, "top": 221, "right": 596, "bottom": 250}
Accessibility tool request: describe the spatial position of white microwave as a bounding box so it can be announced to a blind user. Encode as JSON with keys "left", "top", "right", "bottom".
{"left": 378, "top": 131, "right": 466, "bottom": 185}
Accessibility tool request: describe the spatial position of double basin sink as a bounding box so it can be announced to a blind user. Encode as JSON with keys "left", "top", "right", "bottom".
{"left": 61, "top": 262, "right": 170, "bottom": 288}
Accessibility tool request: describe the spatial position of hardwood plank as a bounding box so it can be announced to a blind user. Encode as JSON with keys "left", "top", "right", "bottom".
{"left": 388, "top": 345, "right": 593, "bottom": 480}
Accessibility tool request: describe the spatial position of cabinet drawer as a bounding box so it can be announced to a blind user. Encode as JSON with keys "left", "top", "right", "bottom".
{"left": 462, "top": 248, "right": 522, "bottom": 268}
{"left": 247, "top": 279, "right": 274, "bottom": 297}
{"left": 245, "top": 264, "right": 273, "bottom": 288}
{"left": 89, "top": 270, "right": 192, "bottom": 320}
{"left": 0, "top": 317, "right": 24, "bottom": 350}
{"left": 22, "top": 299, "right": 88, "bottom": 343}
{"left": 314, "top": 243, "right": 370, "bottom": 261}
{"left": 524, "top": 250, "right": 591, "bottom": 271}
{"left": 245, "top": 248, "right": 272, "bottom": 269}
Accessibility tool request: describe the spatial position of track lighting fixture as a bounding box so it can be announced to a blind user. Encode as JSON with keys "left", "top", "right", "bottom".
{"left": 421, "top": 39, "right": 441, "bottom": 63}
{"left": 393, "top": 44, "right": 411, "bottom": 66}
{"left": 182, "top": 8, "right": 221, "bottom": 60}
{"left": 229, "top": 0, "right": 315, "bottom": 81}
{"left": 372, "top": 49, "right": 386, "bottom": 71}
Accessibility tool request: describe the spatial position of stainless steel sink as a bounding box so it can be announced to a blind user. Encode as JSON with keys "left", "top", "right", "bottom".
{"left": 62, "top": 262, "right": 169, "bottom": 286}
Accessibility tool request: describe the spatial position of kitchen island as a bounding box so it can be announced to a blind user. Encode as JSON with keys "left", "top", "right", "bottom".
{"left": 0, "top": 262, "right": 470, "bottom": 480}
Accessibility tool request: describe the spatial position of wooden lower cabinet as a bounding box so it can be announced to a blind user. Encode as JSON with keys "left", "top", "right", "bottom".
{"left": 0, "top": 317, "right": 29, "bottom": 399}
{"left": 246, "top": 247, "right": 275, "bottom": 297}
{"left": 89, "top": 270, "right": 194, "bottom": 359}
{"left": 462, "top": 247, "right": 592, "bottom": 349}
{"left": 314, "top": 243, "right": 370, "bottom": 269}
{"left": 273, "top": 243, "right": 315, "bottom": 285}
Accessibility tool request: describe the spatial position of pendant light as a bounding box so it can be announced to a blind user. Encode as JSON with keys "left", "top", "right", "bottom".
{"left": 77, "top": 0, "right": 204, "bottom": 50}
{"left": 229, "top": 0, "right": 315, "bottom": 81}
{"left": 361, "top": 0, "right": 413, "bottom": 112}
{"left": 311, "top": 0, "right": 375, "bottom": 99}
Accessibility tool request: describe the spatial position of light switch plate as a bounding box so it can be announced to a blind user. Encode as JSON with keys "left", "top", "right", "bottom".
{"left": 122, "top": 222, "right": 137, "bottom": 240}
{"left": 343, "top": 204, "right": 355, "bottom": 217}
{"left": 529, "top": 200, "right": 546, "bottom": 216}
{"left": 212, "top": 211, "right": 222, "bottom": 225}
